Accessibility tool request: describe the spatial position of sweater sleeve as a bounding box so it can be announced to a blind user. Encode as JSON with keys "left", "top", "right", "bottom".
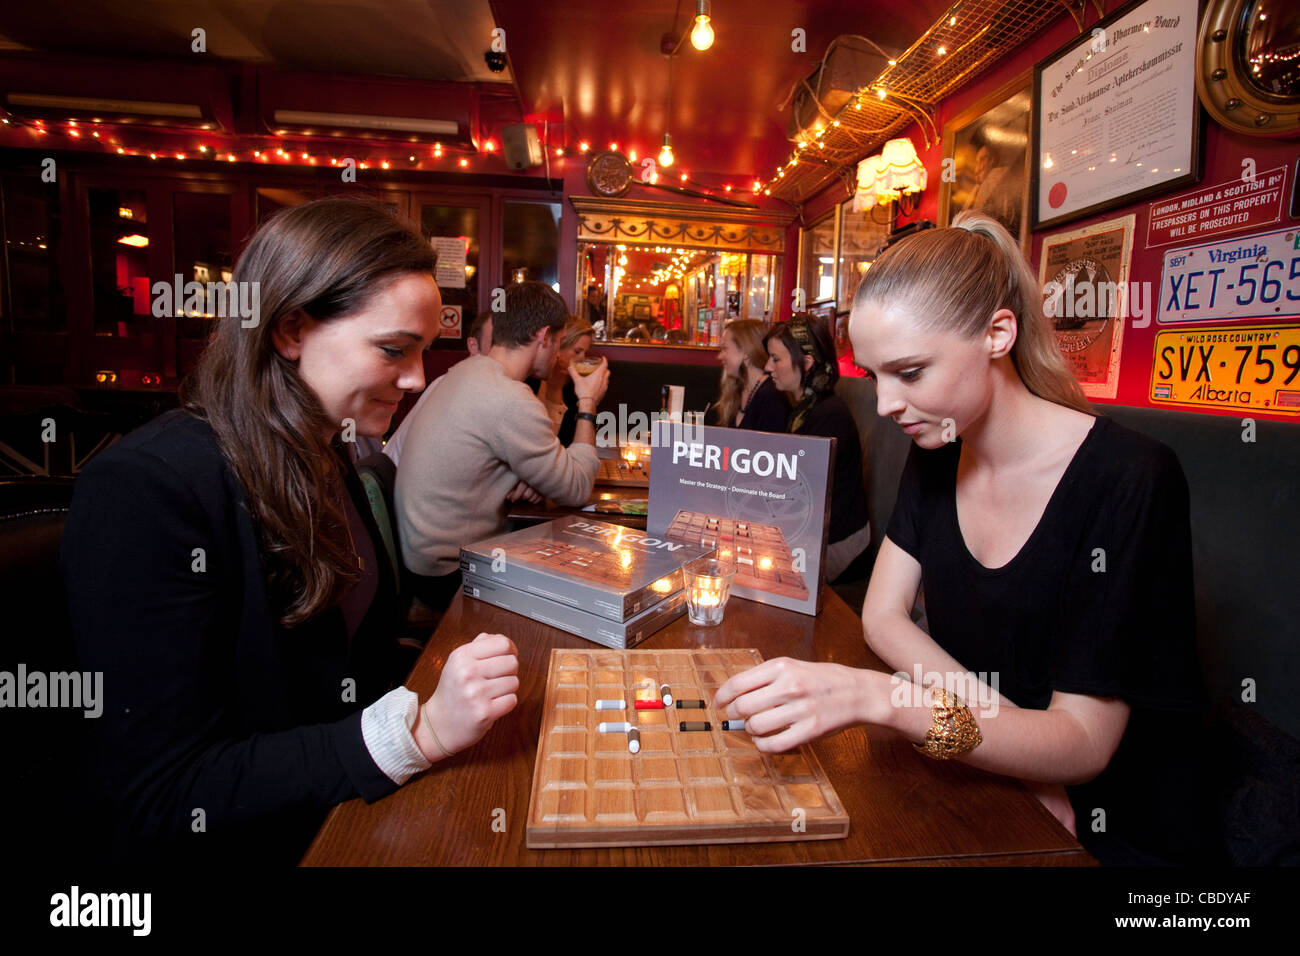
{"left": 492, "top": 391, "right": 599, "bottom": 506}
{"left": 60, "top": 448, "right": 399, "bottom": 846}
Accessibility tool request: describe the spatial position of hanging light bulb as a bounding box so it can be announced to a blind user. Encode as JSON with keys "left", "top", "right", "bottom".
{"left": 690, "top": 0, "right": 714, "bottom": 51}
{"left": 658, "top": 133, "right": 675, "bottom": 168}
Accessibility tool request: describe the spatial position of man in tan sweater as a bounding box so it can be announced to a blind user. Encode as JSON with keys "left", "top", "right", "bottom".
{"left": 395, "top": 281, "right": 608, "bottom": 609}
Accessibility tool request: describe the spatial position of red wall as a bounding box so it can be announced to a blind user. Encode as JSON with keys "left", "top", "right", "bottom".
{"left": 801, "top": 0, "right": 1300, "bottom": 423}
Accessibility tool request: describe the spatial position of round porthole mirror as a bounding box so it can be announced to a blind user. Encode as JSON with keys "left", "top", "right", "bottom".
{"left": 1197, "top": 0, "right": 1300, "bottom": 136}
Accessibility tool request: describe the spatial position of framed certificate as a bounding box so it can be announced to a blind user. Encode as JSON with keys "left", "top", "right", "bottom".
{"left": 1031, "top": 0, "right": 1202, "bottom": 230}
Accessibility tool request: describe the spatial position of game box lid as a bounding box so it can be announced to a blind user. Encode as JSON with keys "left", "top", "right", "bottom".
{"left": 460, "top": 515, "right": 715, "bottom": 621}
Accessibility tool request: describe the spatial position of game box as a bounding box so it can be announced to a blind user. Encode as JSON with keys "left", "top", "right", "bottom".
{"left": 460, "top": 515, "right": 714, "bottom": 622}
{"left": 462, "top": 573, "right": 688, "bottom": 649}
{"left": 647, "top": 421, "right": 834, "bottom": 616}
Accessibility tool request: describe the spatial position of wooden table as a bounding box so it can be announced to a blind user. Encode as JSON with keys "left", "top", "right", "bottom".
{"left": 301, "top": 588, "right": 1095, "bottom": 866}
{"left": 506, "top": 484, "right": 648, "bottom": 530}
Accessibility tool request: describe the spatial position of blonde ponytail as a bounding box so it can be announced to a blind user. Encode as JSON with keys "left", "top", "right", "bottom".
{"left": 852, "top": 212, "right": 1092, "bottom": 415}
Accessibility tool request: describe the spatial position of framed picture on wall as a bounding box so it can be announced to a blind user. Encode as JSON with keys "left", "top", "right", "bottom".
{"left": 939, "top": 71, "right": 1033, "bottom": 251}
{"left": 1031, "top": 0, "right": 1201, "bottom": 230}
{"left": 1038, "top": 213, "right": 1136, "bottom": 400}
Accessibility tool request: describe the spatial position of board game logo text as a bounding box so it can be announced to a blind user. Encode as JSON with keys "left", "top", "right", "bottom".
{"left": 670, "top": 441, "right": 799, "bottom": 480}
{"left": 568, "top": 521, "right": 686, "bottom": 551}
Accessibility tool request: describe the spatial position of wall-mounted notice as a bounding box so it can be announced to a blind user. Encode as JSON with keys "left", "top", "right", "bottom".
{"left": 1157, "top": 227, "right": 1300, "bottom": 325}
{"left": 1147, "top": 167, "right": 1288, "bottom": 248}
{"left": 431, "top": 236, "right": 468, "bottom": 289}
{"left": 1032, "top": 0, "right": 1198, "bottom": 229}
{"left": 1039, "top": 214, "right": 1135, "bottom": 400}
{"left": 439, "top": 304, "right": 463, "bottom": 339}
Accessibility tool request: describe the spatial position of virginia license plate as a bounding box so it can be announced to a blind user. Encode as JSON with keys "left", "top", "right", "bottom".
{"left": 1158, "top": 227, "right": 1300, "bottom": 324}
{"left": 1149, "top": 325, "right": 1300, "bottom": 414}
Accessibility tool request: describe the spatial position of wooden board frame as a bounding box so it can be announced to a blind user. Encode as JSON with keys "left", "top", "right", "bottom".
{"left": 526, "top": 648, "right": 849, "bottom": 848}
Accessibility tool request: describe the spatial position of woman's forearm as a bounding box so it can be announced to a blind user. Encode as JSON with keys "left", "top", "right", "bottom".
{"left": 863, "top": 672, "right": 1108, "bottom": 784}
{"left": 863, "top": 609, "right": 1020, "bottom": 713}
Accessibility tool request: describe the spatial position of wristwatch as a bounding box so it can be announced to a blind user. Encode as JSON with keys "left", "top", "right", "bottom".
{"left": 576, "top": 411, "right": 597, "bottom": 425}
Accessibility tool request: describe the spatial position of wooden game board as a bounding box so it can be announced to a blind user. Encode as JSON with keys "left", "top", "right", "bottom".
{"left": 663, "top": 510, "right": 809, "bottom": 601}
{"left": 526, "top": 648, "right": 849, "bottom": 848}
{"left": 596, "top": 456, "right": 650, "bottom": 487}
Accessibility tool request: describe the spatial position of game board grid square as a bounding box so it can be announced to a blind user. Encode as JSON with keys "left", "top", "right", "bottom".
{"left": 690, "top": 786, "right": 739, "bottom": 819}
{"left": 554, "top": 686, "right": 589, "bottom": 707}
{"left": 684, "top": 756, "right": 725, "bottom": 783}
{"left": 722, "top": 731, "right": 757, "bottom": 752}
{"left": 727, "top": 755, "right": 770, "bottom": 783}
{"left": 636, "top": 728, "right": 672, "bottom": 753}
{"left": 738, "top": 785, "right": 783, "bottom": 816}
{"left": 594, "top": 756, "right": 634, "bottom": 784}
{"left": 636, "top": 756, "right": 681, "bottom": 784}
{"left": 781, "top": 783, "right": 827, "bottom": 812}
{"left": 770, "top": 754, "right": 815, "bottom": 781}
{"left": 639, "top": 786, "right": 686, "bottom": 822}
{"left": 678, "top": 730, "right": 717, "bottom": 752}
{"left": 593, "top": 788, "right": 637, "bottom": 823}
{"left": 549, "top": 732, "right": 588, "bottom": 755}
{"left": 537, "top": 788, "right": 588, "bottom": 823}
{"left": 542, "top": 756, "right": 588, "bottom": 789}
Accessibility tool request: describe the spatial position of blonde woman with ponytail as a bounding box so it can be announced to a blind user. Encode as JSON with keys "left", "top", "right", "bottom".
{"left": 715, "top": 213, "right": 1217, "bottom": 866}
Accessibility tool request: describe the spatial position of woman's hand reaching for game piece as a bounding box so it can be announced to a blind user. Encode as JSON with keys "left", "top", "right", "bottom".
{"left": 713, "top": 658, "right": 884, "bottom": 753}
{"left": 417, "top": 633, "right": 519, "bottom": 761}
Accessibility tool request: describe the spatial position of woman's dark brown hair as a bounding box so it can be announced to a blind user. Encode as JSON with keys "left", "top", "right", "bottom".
{"left": 179, "top": 198, "right": 435, "bottom": 627}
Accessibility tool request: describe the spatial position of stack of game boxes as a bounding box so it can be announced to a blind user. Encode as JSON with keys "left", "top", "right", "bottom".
{"left": 460, "top": 516, "right": 716, "bottom": 648}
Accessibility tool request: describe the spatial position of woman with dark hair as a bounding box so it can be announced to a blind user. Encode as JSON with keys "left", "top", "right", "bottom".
{"left": 60, "top": 198, "right": 519, "bottom": 866}
{"left": 763, "top": 315, "right": 871, "bottom": 580}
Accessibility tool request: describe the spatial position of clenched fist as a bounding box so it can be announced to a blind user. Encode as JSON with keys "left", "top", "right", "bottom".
{"left": 417, "top": 632, "right": 519, "bottom": 760}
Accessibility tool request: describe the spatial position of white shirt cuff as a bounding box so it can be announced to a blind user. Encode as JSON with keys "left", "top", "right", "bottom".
{"left": 361, "top": 686, "right": 433, "bottom": 785}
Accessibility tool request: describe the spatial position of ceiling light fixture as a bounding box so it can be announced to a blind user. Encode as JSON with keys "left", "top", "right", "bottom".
{"left": 691, "top": 1, "right": 714, "bottom": 51}
{"left": 659, "top": 133, "right": 674, "bottom": 167}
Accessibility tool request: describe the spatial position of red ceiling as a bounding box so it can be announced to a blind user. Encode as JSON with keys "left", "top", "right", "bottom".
{"left": 490, "top": 0, "right": 952, "bottom": 182}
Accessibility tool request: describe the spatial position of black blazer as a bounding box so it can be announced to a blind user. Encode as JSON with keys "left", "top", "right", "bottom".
{"left": 60, "top": 409, "right": 405, "bottom": 866}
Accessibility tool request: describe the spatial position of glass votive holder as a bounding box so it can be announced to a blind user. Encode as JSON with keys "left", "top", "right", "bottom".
{"left": 682, "top": 555, "right": 738, "bottom": 626}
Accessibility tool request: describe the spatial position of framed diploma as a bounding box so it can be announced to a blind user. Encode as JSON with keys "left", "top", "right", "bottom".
{"left": 1032, "top": 0, "right": 1202, "bottom": 230}
{"left": 1039, "top": 214, "right": 1136, "bottom": 400}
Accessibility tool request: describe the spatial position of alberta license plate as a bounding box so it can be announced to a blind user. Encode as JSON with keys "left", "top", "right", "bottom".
{"left": 1149, "top": 326, "right": 1300, "bottom": 414}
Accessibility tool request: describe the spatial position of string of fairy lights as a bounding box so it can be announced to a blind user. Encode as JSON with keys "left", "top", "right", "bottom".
{"left": 0, "top": 109, "right": 773, "bottom": 201}
{"left": 0, "top": 110, "right": 502, "bottom": 170}
{"left": 751, "top": 6, "right": 977, "bottom": 197}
